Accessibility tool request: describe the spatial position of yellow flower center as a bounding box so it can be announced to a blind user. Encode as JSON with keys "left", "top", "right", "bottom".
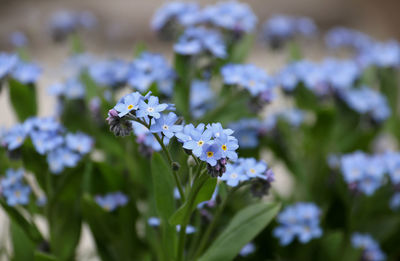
{"left": 250, "top": 168, "right": 256, "bottom": 174}
{"left": 197, "top": 140, "right": 204, "bottom": 147}
{"left": 248, "top": 80, "right": 256, "bottom": 87}
{"left": 230, "top": 173, "right": 238, "bottom": 179}
{"left": 127, "top": 104, "right": 134, "bottom": 110}
{"left": 221, "top": 145, "right": 227, "bottom": 151}
{"left": 207, "top": 151, "right": 214, "bottom": 158}
{"left": 162, "top": 124, "right": 169, "bottom": 130}
{"left": 147, "top": 107, "right": 154, "bottom": 112}
{"left": 14, "top": 190, "right": 21, "bottom": 198}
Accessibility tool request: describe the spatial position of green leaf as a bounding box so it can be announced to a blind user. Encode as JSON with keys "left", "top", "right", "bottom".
{"left": 34, "top": 252, "right": 58, "bottom": 261}
{"left": 11, "top": 221, "right": 34, "bottom": 261}
{"left": 173, "top": 54, "right": 192, "bottom": 120}
{"left": 0, "top": 200, "right": 44, "bottom": 244}
{"left": 198, "top": 202, "right": 280, "bottom": 261}
{"left": 151, "top": 153, "right": 176, "bottom": 219}
{"left": 169, "top": 174, "right": 216, "bottom": 226}
{"left": 229, "top": 34, "right": 254, "bottom": 63}
{"left": 8, "top": 79, "right": 37, "bottom": 121}
{"left": 151, "top": 153, "right": 177, "bottom": 260}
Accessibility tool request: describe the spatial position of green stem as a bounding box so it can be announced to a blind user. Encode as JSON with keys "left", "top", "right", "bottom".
{"left": 177, "top": 172, "right": 208, "bottom": 261}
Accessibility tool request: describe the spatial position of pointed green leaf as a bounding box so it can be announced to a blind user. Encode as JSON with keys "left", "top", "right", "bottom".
{"left": 198, "top": 202, "right": 280, "bottom": 261}
{"left": 8, "top": 79, "right": 37, "bottom": 121}
{"left": 34, "top": 252, "right": 58, "bottom": 261}
{"left": 11, "top": 221, "right": 34, "bottom": 261}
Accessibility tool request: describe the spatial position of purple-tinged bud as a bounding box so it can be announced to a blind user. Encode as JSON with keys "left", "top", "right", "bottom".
{"left": 106, "top": 109, "right": 133, "bottom": 137}
{"left": 206, "top": 158, "right": 228, "bottom": 178}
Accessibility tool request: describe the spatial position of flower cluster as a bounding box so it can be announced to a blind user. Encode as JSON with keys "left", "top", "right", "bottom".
{"left": 190, "top": 80, "right": 214, "bottom": 118}
{"left": 89, "top": 59, "right": 130, "bottom": 88}
{"left": 229, "top": 108, "right": 306, "bottom": 148}
{"left": 128, "top": 52, "right": 176, "bottom": 95}
{"left": 221, "top": 64, "right": 276, "bottom": 100}
{"left": 95, "top": 192, "right": 129, "bottom": 212}
{"left": 325, "top": 27, "right": 400, "bottom": 68}
{"left": 262, "top": 14, "right": 316, "bottom": 47}
{"left": 49, "top": 10, "right": 97, "bottom": 41}
{"left": 220, "top": 158, "right": 274, "bottom": 187}
{"left": 48, "top": 77, "right": 86, "bottom": 100}
{"left": 273, "top": 202, "right": 322, "bottom": 246}
{"left": 351, "top": 233, "right": 386, "bottom": 261}
{"left": 151, "top": 1, "right": 257, "bottom": 34}
{"left": 0, "top": 52, "right": 41, "bottom": 84}
{"left": 339, "top": 86, "right": 390, "bottom": 122}
{"left": 340, "top": 151, "right": 400, "bottom": 196}
{"left": 174, "top": 27, "right": 227, "bottom": 58}
{"left": 148, "top": 217, "right": 196, "bottom": 234}
{"left": 1, "top": 117, "right": 93, "bottom": 174}
{"left": 0, "top": 168, "right": 31, "bottom": 206}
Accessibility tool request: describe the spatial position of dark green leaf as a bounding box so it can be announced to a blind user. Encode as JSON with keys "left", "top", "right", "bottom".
{"left": 34, "top": 252, "right": 58, "bottom": 261}
{"left": 198, "top": 202, "right": 280, "bottom": 261}
{"left": 11, "top": 221, "right": 34, "bottom": 261}
{"left": 8, "top": 79, "right": 37, "bottom": 121}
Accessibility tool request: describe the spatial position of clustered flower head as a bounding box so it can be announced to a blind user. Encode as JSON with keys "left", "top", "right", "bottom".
{"left": 48, "top": 77, "right": 86, "bottom": 100}
{"left": 0, "top": 168, "right": 31, "bottom": 206}
{"left": 221, "top": 64, "right": 276, "bottom": 100}
{"left": 95, "top": 192, "right": 129, "bottom": 212}
{"left": 49, "top": 10, "right": 97, "bottom": 41}
{"left": 351, "top": 233, "right": 386, "bottom": 261}
{"left": 89, "top": 59, "right": 130, "bottom": 88}
{"left": 339, "top": 86, "right": 390, "bottom": 122}
{"left": 151, "top": 1, "right": 257, "bottom": 35}
{"left": 228, "top": 108, "right": 306, "bottom": 148}
{"left": 220, "top": 158, "right": 274, "bottom": 186}
{"left": 325, "top": 27, "right": 400, "bottom": 68}
{"left": 1, "top": 117, "right": 93, "bottom": 174}
{"left": 108, "top": 91, "right": 239, "bottom": 176}
{"left": 340, "top": 151, "right": 400, "bottom": 196}
{"left": 0, "top": 52, "right": 41, "bottom": 84}
{"left": 174, "top": 27, "right": 227, "bottom": 58}
{"left": 262, "top": 14, "right": 317, "bottom": 48}
{"left": 273, "top": 202, "right": 322, "bottom": 246}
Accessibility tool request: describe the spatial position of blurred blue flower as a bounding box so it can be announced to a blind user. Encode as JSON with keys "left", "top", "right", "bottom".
{"left": 325, "top": 27, "right": 372, "bottom": 51}
{"left": 176, "top": 224, "right": 196, "bottom": 234}
{"left": 150, "top": 112, "right": 183, "bottom": 138}
{"left": 239, "top": 242, "right": 255, "bottom": 257}
{"left": 174, "top": 27, "right": 226, "bottom": 58}
{"left": 273, "top": 202, "right": 322, "bottom": 246}
{"left": 352, "top": 233, "right": 386, "bottom": 261}
{"left": 2, "top": 124, "right": 27, "bottom": 150}
{"left": 148, "top": 217, "right": 161, "bottom": 227}
{"left": 201, "top": 1, "right": 257, "bottom": 33}
{"left": 1, "top": 168, "right": 24, "bottom": 189}
{"left": 47, "top": 147, "right": 81, "bottom": 174}
{"left": 390, "top": 193, "right": 400, "bottom": 210}
{"left": 30, "top": 131, "right": 64, "bottom": 155}
{"left": 12, "top": 62, "right": 41, "bottom": 84}
{"left": 95, "top": 192, "right": 129, "bottom": 212}
{"left": 190, "top": 80, "right": 214, "bottom": 118}
{"left": 221, "top": 64, "right": 275, "bottom": 96}
{"left": 89, "top": 59, "right": 130, "bottom": 87}
{"left": 65, "top": 132, "right": 93, "bottom": 154}
{"left": 0, "top": 52, "right": 18, "bottom": 79}
{"left": 9, "top": 31, "right": 28, "bottom": 47}
{"left": 151, "top": 2, "right": 201, "bottom": 31}
{"left": 1, "top": 168, "right": 31, "bottom": 206}
{"left": 128, "top": 52, "right": 175, "bottom": 95}
{"left": 48, "top": 78, "right": 85, "bottom": 99}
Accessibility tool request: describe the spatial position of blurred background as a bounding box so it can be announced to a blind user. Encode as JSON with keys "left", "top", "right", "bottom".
{"left": 0, "top": 0, "right": 399, "bottom": 260}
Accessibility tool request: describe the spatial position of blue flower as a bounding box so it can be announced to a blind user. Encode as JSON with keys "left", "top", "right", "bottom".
{"left": 221, "top": 64, "right": 275, "bottom": 96}
{"left": 239, "top": 242, "right": 255, "bottom": 257}
{"left": 65, "top": 132, "right": 93, "bottom": 154}
{"left": 215, "top": 134, "right": 238, "bottom": 161}
{"left": 322, "top": 58, "right": 360, "bottom": 90}
{"left": 137, "top": 96, "right": 168, "bottom": 119}
{"left": 1, "top": 169, "right": 24, "bottom": 189}
{"left": 200, "top": 143, "right": 222, "bottom": 166}
{"left": 12, "top": 62, "right": 41, "bottom": 84}
{"left": 89, "top": 59, "right": 130, "bottom": 87}
{"left": 151, "top": 2, "right": 201, "bottom": 31}
{"left": 0, "top": 52, "right": 18, "bottom": 79}
{"left": 325, "top": 27, "right": 372, "bottom": 51}
{"left": 150, "top": 112, "right": 183, "bottom": 138}
{"left": 383, "top": 152, "right": 400, "bottom": 185}
{"left": 174, "top": 27, "right": 226, "bottom": 58}
{"left": 241, "top": 158, "right": 267, "bottom": 178}
{"left": 390, "top": 193, "right": 400, "bottom": 211}
{"left": 201, "top": 1, "right": 257, "bottom": 33}
{"left": 181, "top": 125, "right": 212, "bottom": 157}
{"left": 190, "top": 80, "right": 214, "bottom": 118}
{"left": 3, "top": 183, "right": 31, "bottom": 206}
{"left": 9, "top": 31, "right": 28, "bottom": 47}
{"left": 46, "top": 147, "right": 81, "bottom": 174}
{"left": 219, "top": 163, "right": 248, "bottom": 187}
{"left": 176, "top": 224, "right": 196, "bottom": 234}
{"left": 148, "top": 217, "right": 161, "bottom": 227}
{"left": 351, "top": 233, "right": 386, "bottom": 261}
{"left": 114, "top": 92, "right": 143, "bottom": 117}
{"left": 2, "top": 124, "right": 27, "bottom": 150}
{"left": 128, "top": 52, "right": 175, "bottom": 95}
{"left": 30, "top": 131, "right": 64, "bottom": 155}
{"left": 95, "top": 192, "right": 129, "bottom": 212}
{"left": 339, "top": 86, "right": 390, "bottom": 122}
{"left": 273, "top": 202, "right": 322, "bottom": 246}
{"left": 48, "top": 78, "right": 85, "bottom": 99}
